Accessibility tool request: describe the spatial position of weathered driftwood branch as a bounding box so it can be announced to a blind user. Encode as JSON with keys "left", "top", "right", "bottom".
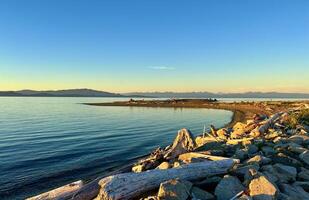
{"left": 250, "top": 112, "right": 286, "bottom": 137}
{"left": 164, "top": 128, "right": 196, "bottom": 159}
{"left": 178, "top": 152, "right": 240, "bottom": 163}
{"left": 226, "top": 137, "right": 254, "bottom": 145}
{"left": 26, "top": 180, "right": 83, "bottom": 200}
{"left": 67, "top": 159, "right": 139, "bottom": 200}
{"left": 97, "top": 159, "right": 238, "bottom": 200}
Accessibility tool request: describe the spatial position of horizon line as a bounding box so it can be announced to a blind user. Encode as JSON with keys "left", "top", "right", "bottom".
{"left": 1, "top": 88, "right": 309, "bottom": 94}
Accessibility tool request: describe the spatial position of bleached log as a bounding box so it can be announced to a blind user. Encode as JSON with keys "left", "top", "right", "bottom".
{"left": 67, "top": 159, "right": 139, "bottom": 200}
{"left": 164, "top": 128, "right": 196, "bottom": 159}
{"left": 178, "top": 151, "right": 239, "bottom": 163}
{"left": 178, "top": 152, "right": 240, "bottom": 163}
{"left": 250, "top": 112, "right": 286, "bottom": 137}
{"left": 226, "top": 137, "right": 254, "bottom": 145}
{"left": 26, "top": 180, "right": 83, "bottom": 200}
{"left": 97, "top": 159, "right": 238, "bottom": 200}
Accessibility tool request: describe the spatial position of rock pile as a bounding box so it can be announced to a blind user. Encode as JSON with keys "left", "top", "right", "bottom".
{"left": 128, "top": 108, "right": 309, "bottom": 200}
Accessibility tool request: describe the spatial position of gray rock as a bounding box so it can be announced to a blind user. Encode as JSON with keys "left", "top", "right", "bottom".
{"left": 195, "top": 141, "right": 224, "bottom": 152}
{"left": 263, "top": 171, "right": 279, "bottom": 184}
{"left": 298, "top": 167, "right": 309, "bottom": 181}
{"left": 157, "top": 179, "right": 192, "bottom": 200}
{"left": 132, "top": 164, "right": 144, "bottom": 172}
{"left": 261, "top": 165, "right": 292, "bottom": 184}
{"left": 191, "top": 186, "right": 214, "bottom": 200}
{"left": 273, "top": 164, "right": 297, "bottom": 182}
{"left": 262, "top": 146, "right": 276, "bottom": 156}
{"left": 156, "top": 162, "right": 170, "bottom": 170}
{"left": 287, "top": 143, "right": 308, "bottom": 154}
{"left": 288, "top": 135, "right": 309, "bottom": 145}
{"left": 293, "top": 181, "right": 309, "bottom": 191}
{"left": 245, "top": 155, "right": 272, "bottom": 166}
{"left": 299, "top": 150, "right": 309, "bottom": 165}
{"left": 244, "top": 168, "right": 259, "bottom": 187}
{"left": 279, "top": 183, "right": 309, "bottom": 199}
{"left": 234, "top": 164, "right": 260, "bottom": 178}
{"left": 235, "top": 148, "right": 248, "bottom": 161}
{"left": 214, "top": 175, "right": 245, "bottom": 200}
{"left": 248, "top": 144, "right": 259, "bottom": 155}
{"left": 271, "top": 153, "right": 303, "bottom": 168}
{"left": 277, "top": 192, "right": 291, "bottom": 200}
{"left": 249, "top": 174, "right": 278, "bottom": 200}
{"left": 195, "top": 176, "right": 222, "bottom": 188}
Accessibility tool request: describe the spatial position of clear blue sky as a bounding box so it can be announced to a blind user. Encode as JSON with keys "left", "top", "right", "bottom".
{"left": 0, "top": 0, "right": 308, "bottom": 92}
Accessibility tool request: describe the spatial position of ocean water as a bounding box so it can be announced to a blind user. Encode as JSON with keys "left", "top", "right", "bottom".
{"left": 0, "top": 97, "right": 233, "bottom": 199}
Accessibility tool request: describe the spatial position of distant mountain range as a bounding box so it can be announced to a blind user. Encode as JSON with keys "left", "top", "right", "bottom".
{"left": 124, "top": 92, "right": 309, "bottom": 99}
{"left": 0, "top": 89, "right": 123, "bottom": 97}
{"left": 1, "top": 89, "right": 309, "bottom": 98}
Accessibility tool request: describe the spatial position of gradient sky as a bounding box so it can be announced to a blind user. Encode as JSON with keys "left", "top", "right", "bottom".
{"left": 0, "top": 0, "right": 308, "bottom": 93}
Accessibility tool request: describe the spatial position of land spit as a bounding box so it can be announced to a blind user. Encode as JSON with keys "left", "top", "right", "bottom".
{"left": 28, "top": 99, "right": 309, "bottom": 200}
{"left": 84, "top": 99, "right": 298, "bottom": 127}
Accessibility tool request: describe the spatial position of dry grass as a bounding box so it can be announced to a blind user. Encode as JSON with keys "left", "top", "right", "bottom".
{"left": 286, "top": 109, "right": 309, "bottom": 128}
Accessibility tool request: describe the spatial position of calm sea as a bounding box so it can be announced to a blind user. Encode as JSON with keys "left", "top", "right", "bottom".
{"left": 0, "top": 97, "right": 233, "bottom": 199}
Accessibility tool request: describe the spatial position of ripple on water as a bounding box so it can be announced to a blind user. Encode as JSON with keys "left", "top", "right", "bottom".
{"left": 0, "top": 97, "right": 233, "bottom": 199}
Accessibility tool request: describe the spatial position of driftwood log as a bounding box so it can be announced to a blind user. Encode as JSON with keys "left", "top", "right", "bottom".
{"left": 97, "top": 159, "right": 238, "bottom": 200}
{"left": 250, "top": 112, "right": 286, "bottom": 137}
{"left": 164, "top": 128, "right": 196, "bottom": 159}
{"left": 26, "top": 180, "right": 83, "bottom": 200}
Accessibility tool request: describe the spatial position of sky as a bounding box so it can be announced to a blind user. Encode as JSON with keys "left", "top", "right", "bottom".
{"left": 0, "top": 0, "right": 308, "bottom": 93}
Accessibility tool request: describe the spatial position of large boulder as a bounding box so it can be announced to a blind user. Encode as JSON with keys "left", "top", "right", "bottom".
{"left": 270, "top": 153, "right": 303, "bottom": 168}
{"left": 157, "top": 179, "right": 192, "bottom": 200}
{"left": 273, "top": 164, "right": 297, "bottom": 182}
{"left": 194, "top": 141, "right": 224, "bottom": 152}
{"left": 214, "top": 175, "right": 245, "bottom": 200}
{"left": 298, "top": 167, "right": 309, "bottom": 181}
{"left": 260, "top": 165, "right": 281, "bottom": 183}
{"left": 293, "top": 181, "right": 309, "bottom": 191}
{"left": 279, "top": 183, "right": 309, "bottom": 199}
{"left": 249, "top": 174, "right": 278, "bottom": 200}
{"left": 164, "top": 129, "right": 196, "bottom": 159}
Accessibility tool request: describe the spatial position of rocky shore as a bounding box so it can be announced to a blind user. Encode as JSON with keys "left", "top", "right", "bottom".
{"left": 28, "top": 100, "right": 309, "bottom": 200}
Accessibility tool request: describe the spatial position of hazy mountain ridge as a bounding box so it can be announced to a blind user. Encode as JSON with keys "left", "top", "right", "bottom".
{"left": 1, "top": 89, "right": 309, "bottom": 98}
{"left": 0, "top": 89, "right": 123, "bottom": 97}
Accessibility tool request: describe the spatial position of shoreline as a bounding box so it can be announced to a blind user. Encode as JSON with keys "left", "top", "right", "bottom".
{"left": 28, "top": 99, "right": 309, "bottom": 199}
{"left": 83, "top": 98, "right": 289, "bottom": 127}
